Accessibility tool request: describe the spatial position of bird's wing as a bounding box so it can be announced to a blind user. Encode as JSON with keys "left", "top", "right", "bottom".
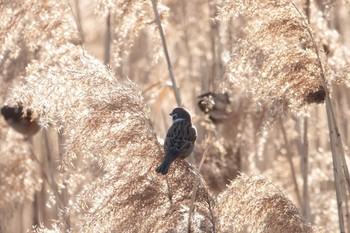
{"left": 164, "top": 121, "right": 196, "bottom": 158}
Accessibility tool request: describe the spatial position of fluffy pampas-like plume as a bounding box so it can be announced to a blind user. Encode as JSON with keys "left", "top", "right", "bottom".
{"left": 217, "top": 174, "right": 324, "bottom": 233}
{"left": 218, "top": 0, "right": 327, "bottom": 114}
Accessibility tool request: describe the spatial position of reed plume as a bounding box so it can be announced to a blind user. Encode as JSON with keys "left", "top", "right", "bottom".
{"left": 218, "top": 0, "right": 327, "bottom": 114}
{"left": 217, "top": 174, "right": 324, "bottom": 233}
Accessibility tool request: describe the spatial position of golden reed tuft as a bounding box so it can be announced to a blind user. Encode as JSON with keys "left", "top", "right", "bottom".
{"left": 217, "top": 174, "right": 325, "bottom": 233}
{"left": 218, "top": 0, "right": 327, "bottom": 113}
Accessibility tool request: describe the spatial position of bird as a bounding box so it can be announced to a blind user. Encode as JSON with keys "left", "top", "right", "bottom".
{"left": 197, "top": 92, "right": 230, "bottom": 123}
{"left": 1, "top": 105, "right": 40, "bottom": 136}
{"left": 156, "top": 107, "right": 197, "bottom": 175}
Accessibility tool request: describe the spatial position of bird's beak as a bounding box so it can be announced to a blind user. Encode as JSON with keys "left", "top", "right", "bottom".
{"left": 169, "top": 113, "right": 173, "bottom": 116}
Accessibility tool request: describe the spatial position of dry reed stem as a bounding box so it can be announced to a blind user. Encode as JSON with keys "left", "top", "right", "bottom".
{"left": 151, "top": 0, "right": 182, "bottom": 106}
{"left": 103, "top": 12, "right": 111, "bottom": 65}
{"left": 301, "top": 117, "right": 311, "bottom": 220}
{"left": 301, "top": 3, "right": 311, "bottom": 220}
{"left": 343, "top": 184, "right": 350, "bottom": 233}
{"left": 279, "top": 118, "right": 302, "bottom": 207}
{"left": 180, "top": 0, "right": 193, "bottom": 82}
{"left": 71, "top": 0, "right": 84, "bottom": 43}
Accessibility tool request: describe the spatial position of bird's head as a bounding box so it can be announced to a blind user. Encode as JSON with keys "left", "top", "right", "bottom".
{"left": 1, "top": 105, "right": 24, "bottom": 121}
{"left": 169, "top": 107, "right": 192, "bottom": 122}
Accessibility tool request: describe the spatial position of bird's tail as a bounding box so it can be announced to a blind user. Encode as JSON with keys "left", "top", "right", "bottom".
{"left": 155, "top": 158, "right": 173, "bottom": 175}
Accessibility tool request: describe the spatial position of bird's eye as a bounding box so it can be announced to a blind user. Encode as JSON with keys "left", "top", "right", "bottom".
{"left": 172, "top": 113, "right": 177, "bottom": 121}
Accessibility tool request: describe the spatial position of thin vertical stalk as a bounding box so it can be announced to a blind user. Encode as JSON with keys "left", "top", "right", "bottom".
{"left": 150, "top": 0, "right": 182, "bottom": 106}
{"left": 32, "top": 191, "right": 40, "bottom": 228}
{"left": 208, "top": 0, "right": 217, "bottom": 91}
{"left": 29, "top": 138, "right": 40, "bottom": 228}
{"left": 72, "top": 0, "right": 84, "bottom": 43}
{"left": 207, "top": 0, "right": 223, "bottom": 91}
{"left": 42, "top": 130, "right": 68, "bottom": 230}
{"left": 180, "top": 0, "right": 193, "bottom": 80}
{"left": 303, "top": 0, "right": 310, "bottom": 23}
{"left": 301, "top": 117, "right": 311, "bottom": 220}
{"left": 58, "top": 132, "right": 71, "bottom": 230}
{"left": 301, "top": 0, "right": 311, "bottom": 221}
{"left": 342, "top": 175, "right": 350, "bottom": 233}
{"left": 104, "top": 12, "right": 111, "bottom": 65}
{"left": 327, "top": 106, "right": 346, "bottom": 232}
{"left": 279, "top": 119, "right": 302, "bottom": 207}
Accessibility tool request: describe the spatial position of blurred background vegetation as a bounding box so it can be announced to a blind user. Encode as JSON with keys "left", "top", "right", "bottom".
{"left": 1, "top": 0, "right": 350, "bottom": 232}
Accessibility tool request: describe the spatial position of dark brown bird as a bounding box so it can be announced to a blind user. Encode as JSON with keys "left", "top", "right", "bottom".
{"left": 156, "top": 107, "right": 197, "bottom": 175}
{"left": 1, "top": 105, "right": 40, "bottom": 136}
{"left": 198, "top": 92, "right": 230, "bottom": 123}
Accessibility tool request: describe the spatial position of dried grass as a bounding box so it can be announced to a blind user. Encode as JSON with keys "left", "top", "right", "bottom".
{"left": 2, "top": 0, "right": 350, "bottom": 232}
{"left": 217, "top": 174, "right": 324, "bottom": 233}
{"left": 0, "top": 126, "right": 41, "bottom": 232}
{"left": 1, "top": 0, "right": 215, "bottom": 232}
{"left": 219, "top": 0, "right": 327, "bottom": 114}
